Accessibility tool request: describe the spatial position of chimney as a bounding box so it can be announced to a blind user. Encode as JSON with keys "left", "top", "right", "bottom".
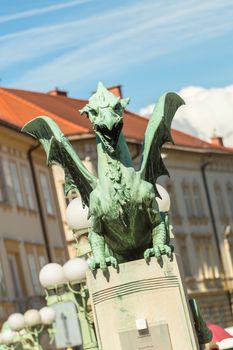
{"left": 107, "top": 85, "right": 122, "bottom": 98}
{"left": 211, "top": 130, "right": 224, "bottom": 146}
{"left": 47, "top": 87, "right": 68, "bottom": 97}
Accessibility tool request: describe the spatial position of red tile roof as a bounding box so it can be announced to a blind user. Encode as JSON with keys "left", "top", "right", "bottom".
{"left": 0, "top": 87, "right": 232, "bottom": 153}
{"left": 0, "top": 88, "right": 88, "bottom": 134}
{"left": 171, "top": 128, "right": 225, "bottom": 150}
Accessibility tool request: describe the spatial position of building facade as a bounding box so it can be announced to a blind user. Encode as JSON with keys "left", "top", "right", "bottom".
{"left": 0, "top": 85, "right": 233, "bottom": 328}
{"left": 160, "top": 140, "right": 233, "bottom": 327}
{"left": 0, "top": 120, "right": 68, "bottom": 325}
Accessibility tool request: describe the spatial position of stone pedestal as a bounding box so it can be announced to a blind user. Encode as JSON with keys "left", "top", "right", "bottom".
{"left": 86, "top": 255, "right": 199, "bottom": 350}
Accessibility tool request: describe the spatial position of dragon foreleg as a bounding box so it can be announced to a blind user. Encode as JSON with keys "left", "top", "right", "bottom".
{"left": 144, "top": 198, "right": 173, "bottom": 261}
{"left": 88, "top": 231, "right": 118, "bottom": 271}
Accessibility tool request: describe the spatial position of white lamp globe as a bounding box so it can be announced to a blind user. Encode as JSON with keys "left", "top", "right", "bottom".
{"left": 156, "top": 184, "right": 171, "bottom": 212}
{"left": 24, "top": 309, "right": 41, "bottom": 327}
{"left": 39, "top": 263, "right": 66, "bottom": 289}
{"left": 63, "top": 258, "right": 89, "bottom": 284}
{"left": 39, "top": 307, "right": 56, "bottom": 325}
{"left": 66, "top": 197, "right": 91, "bottom": 231}
{"left": 1, "top": 330, "right": 16, "bottom": 344}
{"left": 8, "top": 313, "right": 25, "bottom": 331}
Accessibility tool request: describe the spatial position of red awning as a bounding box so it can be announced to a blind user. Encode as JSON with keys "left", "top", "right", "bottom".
{"left": 207, "top": 323, "right": 233, "bottom": 343}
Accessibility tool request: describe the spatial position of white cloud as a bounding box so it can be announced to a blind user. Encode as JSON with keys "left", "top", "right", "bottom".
{"left": 4, "top": 0, "right": 233, "bottom": 90}
{"left": 0, "top": 1, "right": 160, "bottom": 70}
{"left": 0, "top": 0, "right": 90, "bottom": 24}
{"left": 139, "top": 85, "right": 233, "bottom": 146}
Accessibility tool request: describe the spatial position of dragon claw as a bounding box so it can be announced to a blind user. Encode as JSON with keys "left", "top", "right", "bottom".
{"left": 164, "top": 244, "right": 173, "bottom": 258}
{"left": 88, "top": 258, "right": 97, "bottom": 271}
{"left": 88, "top": 256, "right": 118, "bottom": 271}
{"left": 144, "top": 244, "right": 173, "bottom": 261}
{"left": 109, "top": 256, "right": 118, "bottom": 268}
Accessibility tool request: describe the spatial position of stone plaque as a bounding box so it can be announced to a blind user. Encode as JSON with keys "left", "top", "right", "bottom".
{"left": 119, "top": 323, "right": 173, "bottom": 350}
{"left": 51, "top": 301, "right": 82, "bottom": 349}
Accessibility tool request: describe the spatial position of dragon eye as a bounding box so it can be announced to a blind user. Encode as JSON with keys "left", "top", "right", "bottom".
{"left": 90, "top": 109, "right": 98, "bottom": 116}
{"left": 114, "top": 103, "right": 121, "bottom": 113}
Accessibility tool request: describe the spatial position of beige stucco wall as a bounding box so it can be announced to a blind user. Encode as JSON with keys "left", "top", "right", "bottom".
{"left": 0, "top": 125, "right": 68, "bottom": 323}
{"left": 159, "top": 147, "right": 233, "bottom": 326}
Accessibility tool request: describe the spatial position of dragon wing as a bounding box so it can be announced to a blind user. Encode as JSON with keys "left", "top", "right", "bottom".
{"left": 22, "top": 116, "right": 97, "bottom": 207}
{"left": 138, "top": 92, "right": 185, "bottom": 196}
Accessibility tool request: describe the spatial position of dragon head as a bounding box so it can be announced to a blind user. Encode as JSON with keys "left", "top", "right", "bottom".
{"left": 80, "top": 82, "right": 130, "bottom": 153}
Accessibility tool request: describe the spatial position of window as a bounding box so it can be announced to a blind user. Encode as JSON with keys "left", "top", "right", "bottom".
{"left": 227, "top": 185, "right": 233, "bottom": 217}
{"left": 9, "top": 162, "right": 24, "bottom": 207}
{"left": 21, "top": 165, "right": 35, "bottom": 210}
{"left": 39, "top": 255, "right": 47, "bottom": 269}
{"left": 0, "top": 261, "right": 7, "bottom": 299}
{"left": 39, "top": 172, "right": 54, "bottom": 215}
{"left": 176, "top": 237, "right": 192, "bottom": 277}
{"left": 166, "top": 183, "right": 179, "bottom": 217}
{"left": 193, "top": 184, "right": 204, "bottom": 217}
{"left": 27, "top": 253, "right": 41, "bottom": 294}
{"left": 194, "top": 237, "right": 220, "bottom": 280}
{"left": 182, "top": 184, "right": 194, "bottom": 218}
{"left": 215, "top": 184, "right": 226, "bottom": 219}
{"left": 0, "top": 158, "right": 8, "bottom": 203}
{"left": 229, "top": 242, "right": 233, "bottom": 268}
{"left": 8, "top": 254, "right": 23, "bottom": 299}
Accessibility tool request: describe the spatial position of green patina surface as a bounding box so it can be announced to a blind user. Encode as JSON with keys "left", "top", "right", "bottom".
{"left": 22, "top": 82, "right": 184, "bottom": 271}
{"left": 189, "top": 299, "right": 213, "bottom": 344}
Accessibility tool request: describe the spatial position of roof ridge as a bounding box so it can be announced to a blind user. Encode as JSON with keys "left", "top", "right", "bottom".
{"left": 54, "top": 94, "right": 88, "bottom": 104}
{"left": 130, "top": 111, "right": 231, "bottom": 151}
{"left": 171, "top": 127, "right": 226, "bottom": 149}
{"left": 0, "top": 88, "right": 89, "bottom": 133}
{"left": 3, "top": 86, "right": 88, "bottom": 104}
{"left": 128, "top": 110, "right": 229, "bottom": 150}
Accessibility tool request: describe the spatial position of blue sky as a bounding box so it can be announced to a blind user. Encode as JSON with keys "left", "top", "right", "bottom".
{"left": 1, "top": 0, "right": 233, "bottom": 112}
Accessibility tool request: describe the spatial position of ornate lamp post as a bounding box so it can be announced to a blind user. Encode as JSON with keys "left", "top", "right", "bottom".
{"left": 0, "top": 330, "right": 20, "bottom": 350}
{"left": 7, "top": 307, "right": 55, "bottom": 350}
{"left": 39, "top": 259, "right": 98, "bottom": 350}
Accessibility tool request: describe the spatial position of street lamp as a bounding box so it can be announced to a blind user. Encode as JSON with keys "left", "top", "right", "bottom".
{"left": 66, "top": 197, "right": 92, "bottom": 257}
{"left": 0, "top": 330, "right": 19, "bottom": 350}
{"left": 24, "top": 309, "right": 42, "bottom": 328}
{"left": 155, "top": 184, "right": 173, "bottom": 239}
{"left": 23, "top": 309, "right": 43, "bottom": 350}
{"left": 39, "top": 263, "right": 66, "bottom": 289}
{"left": 156, "top": 184, "right": 171, "bottom": 212}
{"left": 8, "top": 314, "right": 25, "bottom": 332}
{"left": 39, "top": 307, "right": 56, "bottom": 326}
{"left": 7, "top": 307, "right": 55, "bottom": 350}
{"left": 66, "top": 197, "right": 91, "bottom": 232}
{"left": 39, "top": 259, "right": 98, "bottom": 349}
{"left": 63, "top": 257, "right": 88, "bottom": 284}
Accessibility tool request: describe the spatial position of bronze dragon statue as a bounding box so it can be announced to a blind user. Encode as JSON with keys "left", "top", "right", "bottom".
{"left": 22, "top": 82, "right": 184, "bottom": 271}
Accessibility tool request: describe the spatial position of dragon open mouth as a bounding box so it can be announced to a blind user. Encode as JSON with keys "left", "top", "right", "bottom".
{"left": 96, "top": 122, "right": 123, "bottom": 153}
